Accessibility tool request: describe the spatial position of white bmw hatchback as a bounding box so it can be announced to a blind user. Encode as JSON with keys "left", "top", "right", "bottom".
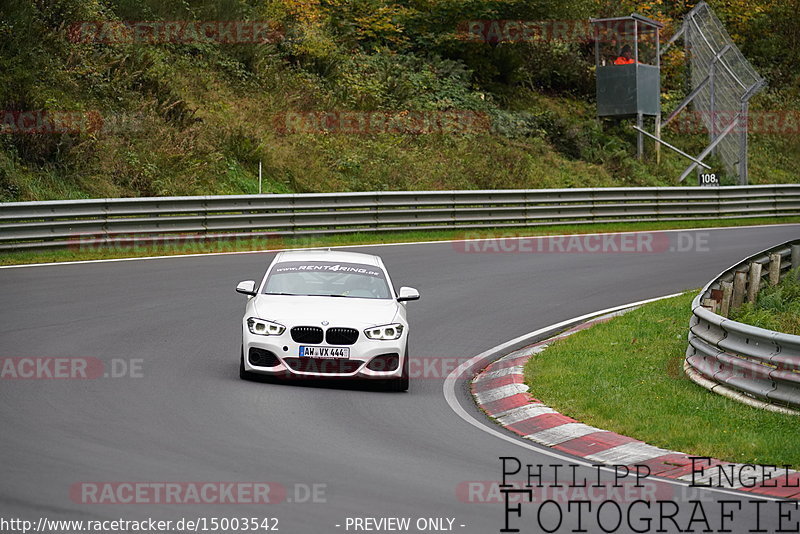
{"left": 236, "top": 250, "right": 419, "bottom": 391}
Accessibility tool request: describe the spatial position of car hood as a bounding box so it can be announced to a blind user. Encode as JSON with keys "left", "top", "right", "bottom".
{"left": 252, "top": 295, "right": 400, "bottom": 328}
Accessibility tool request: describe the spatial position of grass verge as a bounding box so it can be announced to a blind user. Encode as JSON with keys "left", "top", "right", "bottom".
{"left": 523, "top": 291, "right": 800, "bottom": 468}
{"left": 731, "top": 268, "right": 800, "bottom": 335}
{"left": 1, "top": 216, "right": 799, "bottom": 266}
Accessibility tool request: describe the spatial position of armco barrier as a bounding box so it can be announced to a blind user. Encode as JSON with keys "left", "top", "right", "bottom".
{"left": 686, "top": 239, "right": 800, "bottom": 411}
{"left": 0, "top": 185, "right": 799, "bottom": 251}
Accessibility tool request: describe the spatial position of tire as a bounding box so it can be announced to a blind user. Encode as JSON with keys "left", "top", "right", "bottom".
{"left": 387, "top": 347, "right": 409, "bottom": 392}
{"left": 239, "top": 345, "right": 256, "bottom": 381}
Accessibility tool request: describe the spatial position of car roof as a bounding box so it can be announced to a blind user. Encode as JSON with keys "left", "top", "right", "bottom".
{"left": 273, "top": 249, "right": 383, "bottom": 267}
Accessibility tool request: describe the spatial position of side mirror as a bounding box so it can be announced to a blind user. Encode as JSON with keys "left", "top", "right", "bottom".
{"left": 236, "top": 280, "right": 257, "bottom": 296}
{"left": 397, "top": 287, "right": 420, "bottom": 302}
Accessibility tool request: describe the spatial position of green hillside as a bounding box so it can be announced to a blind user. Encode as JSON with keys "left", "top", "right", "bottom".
{"left": 1, "top": 0, "right": 798, "bottom": 201}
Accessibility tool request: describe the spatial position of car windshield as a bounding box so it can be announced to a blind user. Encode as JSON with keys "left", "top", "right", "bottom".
{"left": 262, "top": 261, "right": 392, "bottom": 299}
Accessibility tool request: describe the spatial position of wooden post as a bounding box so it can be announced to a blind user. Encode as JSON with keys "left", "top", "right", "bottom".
{"left": 793, "top": 244, "right": 800, "bottom": 278}
{"left": 768, "top": 253, "right": 781, "bottom": 286}
{"left": 719, "top": 281, "right": 733, "bottom": 317}
{"left": 702, "top": 299, "right": 718, "bottom": 313}
{"left": 747, "top": 262, "right": 762, "bottom": 303}
{"left": 732, "top": 271, "right": 747, "bottom": 309}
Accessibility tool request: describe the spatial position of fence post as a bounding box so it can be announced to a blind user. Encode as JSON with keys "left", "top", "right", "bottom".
{"left": 746, "top": 262, "right": 762, "bottom": 303}
{"left": 768, "top": 253, "right": 781, "bottom": 286}
{"left": 719, "top": 281, "right": 733, "bottom": 317}
{"left": 702, "top": 298, "right": 718, "bottom": 313}
{"left": 793, "top": 244, "right": 800, "bottom": 278}
{"left": 731, "top": 270, "right": 747, "bottom": 309}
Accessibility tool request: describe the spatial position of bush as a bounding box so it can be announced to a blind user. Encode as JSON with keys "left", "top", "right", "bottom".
{"left": 334, "top": 51, "right": 489, "bottom": 111}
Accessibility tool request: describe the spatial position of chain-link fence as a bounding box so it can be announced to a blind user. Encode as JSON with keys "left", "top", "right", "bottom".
{"left": 683, "top": 2, "right": 765, "bottom": 184}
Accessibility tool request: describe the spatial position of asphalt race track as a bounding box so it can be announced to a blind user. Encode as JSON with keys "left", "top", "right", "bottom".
{"left": 1, "top": 224, "right": 798, "bottom": 534}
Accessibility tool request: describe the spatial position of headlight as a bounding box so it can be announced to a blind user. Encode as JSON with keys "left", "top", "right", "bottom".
{"left": 247, "top": 317, "right": 286, "bottom": 336}
{"left": 364, "top": 323, "right": 404, "bottom": 340}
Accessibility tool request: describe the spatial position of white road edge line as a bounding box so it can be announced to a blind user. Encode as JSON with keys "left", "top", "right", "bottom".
{"left": 2, "top": 222, "right": 798, "bottom": 269}
{"left": 442, "top": 292, "right": 782, "bottom": 502}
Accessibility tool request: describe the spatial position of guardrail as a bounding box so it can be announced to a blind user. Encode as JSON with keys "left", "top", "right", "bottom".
{"left": 1, "top": 185, "right": 799, "bottom": 251}
{"left": 686, "top": 239, "right": 800, "bottom": 411}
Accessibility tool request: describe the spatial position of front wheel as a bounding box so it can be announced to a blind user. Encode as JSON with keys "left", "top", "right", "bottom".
{"left": 387, "top": 347, "right": 409, "bottom": 392}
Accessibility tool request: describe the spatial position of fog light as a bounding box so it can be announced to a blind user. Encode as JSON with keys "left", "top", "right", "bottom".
{"left": 366, "top": 353, "right": 400, "bottom": 372}
{"left": 248, "top": 348, "right": 280, "bottom": 367}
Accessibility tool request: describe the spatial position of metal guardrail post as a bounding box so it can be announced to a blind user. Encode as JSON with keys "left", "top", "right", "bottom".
{"left": 202, "top": 197, "right": 209, "bottom": 236}
{"left": 290, "top": 195, "right": 296, "bottom": 236}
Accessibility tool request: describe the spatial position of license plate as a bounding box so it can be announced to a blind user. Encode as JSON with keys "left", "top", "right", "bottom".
{"left": 299, "top": 346, "right": 350, "bottom": 359}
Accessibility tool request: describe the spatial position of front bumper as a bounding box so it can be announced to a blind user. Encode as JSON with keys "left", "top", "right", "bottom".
{"left": 242, "top": 326, "right": 407, "bottom": 379}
